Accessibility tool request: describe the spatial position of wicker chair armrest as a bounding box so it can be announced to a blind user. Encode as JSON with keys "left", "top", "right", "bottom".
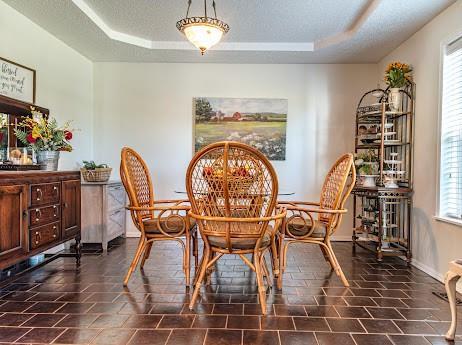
{"left": 278, "top": 201, "right": 320, "bottom": 207}
{"left": 283, "top": 207, "right": 346, "bottom": 240}
{"left": 126, "top": 205, "right": 193, "bottom": 238}
{"left": 287, "top": 207, "right": 347, "bottom": 214}
{"left": 153, "top": 199, "right": 190, "bottom": 206}
{"left": 126, "top": 205, "right": 190, "bottom": 211}
{"left": 188, "top": 209, "right": 286, "bottom": 223}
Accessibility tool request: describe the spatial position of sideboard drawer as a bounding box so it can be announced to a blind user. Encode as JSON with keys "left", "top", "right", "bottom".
{"left": 30, "top": 222, "right": 60, "bottom": 250}
{"left": 106, "top": 184, "right": 126, "bottom": 212}
{"left": 30, "top": 182, "right": 60, "bottom": 207}
{"left": 29, "top": 204, "right": 60, "bottom": 228}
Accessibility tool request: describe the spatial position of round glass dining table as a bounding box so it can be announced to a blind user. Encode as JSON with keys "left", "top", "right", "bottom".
{"left": 174, "top": 189, "right": 295, "bottom": 196}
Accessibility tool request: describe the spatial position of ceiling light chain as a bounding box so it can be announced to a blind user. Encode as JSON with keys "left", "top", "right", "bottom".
{"left": 212, "top": 0, "right": 217, "bottom": 18}
{"left": 186, "top": 0, "right": 192, "bottom": 17}
{"left": 177, "top": 0, "right": 230, "bottom": 55}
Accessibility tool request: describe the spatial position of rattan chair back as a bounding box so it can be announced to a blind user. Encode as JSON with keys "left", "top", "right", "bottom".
{"left": 186, "top": 141, "right": 279, "bottom": 249}
{"left": 120, "top": 147, "right": 154, "bottom": 227}
{"left": 318, "top": 153, "right": 356, "bottom": 225}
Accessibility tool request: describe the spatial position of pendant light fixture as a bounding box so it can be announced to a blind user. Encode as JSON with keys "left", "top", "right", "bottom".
{"left": 176, "top": 0, "right": 230, "bottom": 55}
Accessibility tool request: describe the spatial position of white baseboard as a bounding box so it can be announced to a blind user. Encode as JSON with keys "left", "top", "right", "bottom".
{"left": 126, "top": 231, "right": 140, "bottom": 238}
{"left": 411, "top": 258, "right": 462, "bottom": 294}
{"left": 411, "top": 259, "right": 445, "bottom": 283}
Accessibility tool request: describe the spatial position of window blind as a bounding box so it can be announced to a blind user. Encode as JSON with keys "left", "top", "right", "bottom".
{"left": 440, "top": 36, "right": 462, "bottom": 220}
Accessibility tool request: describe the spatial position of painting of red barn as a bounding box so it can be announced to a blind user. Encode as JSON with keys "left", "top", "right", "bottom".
{"left": 194, "top": 97, "right": 288, "bottom": 160}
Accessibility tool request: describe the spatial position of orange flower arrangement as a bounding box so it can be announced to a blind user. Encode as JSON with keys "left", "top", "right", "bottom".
{"left": 14, "top": 108, "right": 74, "bottom": 152}
{"left": 384, "top": 62, "right": 412, "bottom": 88}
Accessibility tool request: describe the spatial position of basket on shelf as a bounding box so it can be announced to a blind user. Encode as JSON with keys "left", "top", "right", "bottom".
{"left": 81, "top": 167, "right": 112, "bottom": 182}
{"left": 81, "top": 161, "right": 112, "bottom": 182}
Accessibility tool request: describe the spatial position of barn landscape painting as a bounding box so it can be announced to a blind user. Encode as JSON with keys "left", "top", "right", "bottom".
{"left": 194, "top": 97, "right": 288, "bottom": 160}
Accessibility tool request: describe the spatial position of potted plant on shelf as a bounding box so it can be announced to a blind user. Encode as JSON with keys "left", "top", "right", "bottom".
{"left": 355, "top": 150, "right": 379, "bottom": 188}
{"left": 14, "top": 108, "right": 74, "bottom": 171}
{"left": 384, "top": 62, "right": 412, "bottom": 112}
{"left": 81, "top": 160, "right": 112, "bottom": 182}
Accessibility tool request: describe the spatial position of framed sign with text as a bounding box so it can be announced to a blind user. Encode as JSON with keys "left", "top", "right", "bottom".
{"left": 0, "top": 57, "right": 36, "bottom": 104}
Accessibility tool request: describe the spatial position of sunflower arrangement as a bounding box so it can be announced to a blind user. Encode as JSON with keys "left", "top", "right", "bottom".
{"left": 384, "top": 62, "right": 412, "bottom": 88}
{"left": 14, "top": 108, "right": 74, "bottom": 152}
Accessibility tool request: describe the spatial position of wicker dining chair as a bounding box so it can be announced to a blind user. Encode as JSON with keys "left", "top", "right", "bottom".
{"left": 277, "top": 153, "right": 356, "bottom": 288}
{"left": 186, "top": 141, "right": 286, "bottom": 314}
{"left": 120, "top": 147, "right": 198, "bottom": 287}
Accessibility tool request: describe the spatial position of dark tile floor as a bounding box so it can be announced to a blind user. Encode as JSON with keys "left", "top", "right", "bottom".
{"left": 0, "top": 238, "right": 461, "bottom": 345}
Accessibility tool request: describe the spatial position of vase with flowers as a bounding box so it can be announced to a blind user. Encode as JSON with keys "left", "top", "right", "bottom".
{"left": 14, "top": 108, "right": 74, "bottom": 171}
{"left": 384, "top": 62, "right": 412, "bottom": 112}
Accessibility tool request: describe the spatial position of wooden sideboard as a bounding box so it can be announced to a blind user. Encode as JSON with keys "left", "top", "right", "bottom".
{"left": 81, "top": 181, "right": 126, "bottom": 252}
{"left": 0, "top": 170, "right": 81, "bottom": 271}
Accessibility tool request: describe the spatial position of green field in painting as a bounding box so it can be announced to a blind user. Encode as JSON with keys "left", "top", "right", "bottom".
{"left": 195, "top": 120, "right": 287, "bottom": 160}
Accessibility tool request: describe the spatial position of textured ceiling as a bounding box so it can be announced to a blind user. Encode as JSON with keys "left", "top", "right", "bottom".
{"left": 3, "top": 0, "right": 456, "bottom": 63}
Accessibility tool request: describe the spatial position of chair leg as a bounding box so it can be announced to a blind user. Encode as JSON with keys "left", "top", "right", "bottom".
{"left": 262, "top": 255, "right": 273, "bottom": 288}
{"left": 255, "top": 251, "right": 267, "bottom": 314}
{"left": 277, "top": 240, "right": 289, "bottom": 289}
{"left": 324, "top": 240, "right": 349, "bottom": 287}
{"left": 193, "top": 230, "right": 199, "bottom": 268}
{"left": 189, "top": 245, "right": 210, "bottom": 310}
{"left": 319, "top": 244, "right": 334, "bottom": 268}
{"left": 123, "top": 237, "right": 146, "bottom": 286}
{"left": 270, "top": 236, "right": 280, "bottom": 278}
{"left": 445, "top": 270, "right": 460, "bottom": 341}
{"left": 205, "top": 251, "right": 215, "bottom": 285}
{"left": 185, "top": 234, "right": 191, "bottom": 286}
{"left": 140, "top": 242, "right": 153, "bottom": 269}
{"left": 193, "top": 246, "right": 206, "bottom": 286}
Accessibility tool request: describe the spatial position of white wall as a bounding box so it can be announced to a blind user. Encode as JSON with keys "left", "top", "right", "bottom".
{"left": 378, "top": 0, "right": 462, "bottom": 282}
{"left": 94, "top": 63, "right": 377, "bottom": 236}
{"left": 0, "top": 1, "right": 93, "bottom": 169}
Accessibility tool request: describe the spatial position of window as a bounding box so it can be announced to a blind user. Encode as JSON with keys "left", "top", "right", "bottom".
{"left": 440, "top": 35, "right": 462, "bottom": 221}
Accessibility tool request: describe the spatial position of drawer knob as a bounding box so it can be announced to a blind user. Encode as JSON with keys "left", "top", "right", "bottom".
{"left": 36, "top": 188, "right": 42, "bottom": 201}
{"left": 35, "top": 208, "right": 41, "bottom": 221}
{"left": 53, "top": 226, "right": 57, "bottom": 230}
{"left": 53, "top": 234, "right": 57, "bottom": 238}
{"left": 35, "top": 241, "right": 39, "bottom": 245}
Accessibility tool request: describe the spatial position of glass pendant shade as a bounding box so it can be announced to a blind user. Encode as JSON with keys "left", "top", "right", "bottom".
{"left": 177, "top": 1, "right": 229, "bottom": 55}
{"left": 183, "top": 24, "right": 224, "bottom": 54}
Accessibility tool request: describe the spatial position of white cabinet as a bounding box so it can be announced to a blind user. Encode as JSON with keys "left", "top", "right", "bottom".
{"left": 81, "top": 181, "right": 126, "bottom": 252}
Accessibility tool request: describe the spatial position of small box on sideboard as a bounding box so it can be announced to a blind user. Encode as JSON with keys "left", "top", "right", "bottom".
{"left": 81, "top": 180, "right": 127, "bottom": 252}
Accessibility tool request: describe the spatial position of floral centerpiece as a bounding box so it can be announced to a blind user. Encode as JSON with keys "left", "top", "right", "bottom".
{"left": 355, "top": 150, "right": 379, "bottom": 187}
{"left": 14, "top": 108, "right": 74, "bottom": 170}
{"left": 202, "top": 164, "right": 256, "bottom": 193}
{"left": 384, "top": 62, "right": 412, "bottom": 111}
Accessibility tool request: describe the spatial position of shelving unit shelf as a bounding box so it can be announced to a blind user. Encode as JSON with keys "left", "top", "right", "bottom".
{"left": 352, "top": 85, "right": 414, "bottom": 262}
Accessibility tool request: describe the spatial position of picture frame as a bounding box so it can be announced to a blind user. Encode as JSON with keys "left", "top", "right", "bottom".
{"left": 0, "top": 57, "right": 36, "bottom": 104}
{"left": 193, "top": 97, "right": 288, "bottom": 160}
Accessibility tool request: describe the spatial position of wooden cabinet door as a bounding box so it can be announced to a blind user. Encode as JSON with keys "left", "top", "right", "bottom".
{"left": 61, "top": 180, "right": 81, "bottom": 240}
{"left": 0, "top": 185, "right": 28, "bottom": 260}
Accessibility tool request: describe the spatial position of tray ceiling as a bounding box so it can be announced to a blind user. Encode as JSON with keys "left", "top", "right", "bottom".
{"left": 3, "top": 0, "right": 456, "bottom": 63}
